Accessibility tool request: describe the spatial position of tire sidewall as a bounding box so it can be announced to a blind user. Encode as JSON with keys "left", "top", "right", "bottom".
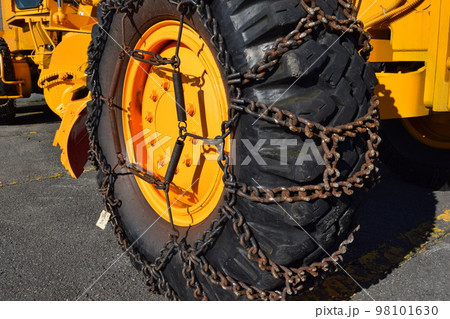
{"left": 97, "top": 0, "right": 231, "bottom": 262}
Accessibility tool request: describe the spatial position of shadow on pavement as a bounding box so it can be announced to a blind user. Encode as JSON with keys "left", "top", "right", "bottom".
{"left": 1, "top": 99, "right": 443, "bottom": 300}
{"left": 11, "top": 104, "right": 60, "bottom": 125}
{"left": 295, "top": 163, "right": 437, "bottom": 300}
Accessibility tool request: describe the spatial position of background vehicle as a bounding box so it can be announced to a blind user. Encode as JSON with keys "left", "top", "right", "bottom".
{"left": 0, "top": 0, "right": 448, "bottom": 300}
{"left": 0, "top": 0, "right": 98, "bottom": 177}
{"left": 358, "top": 0, "right": 450, "bottom": 189}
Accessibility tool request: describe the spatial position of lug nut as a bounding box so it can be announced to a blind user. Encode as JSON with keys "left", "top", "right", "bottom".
{"left": 184, "top": 155, "right": 192, "bottom": 167}
{"left": 162, "top": 79, "right": 170, "bottom": 91}
{"left": 145, "top": 111, "right": 153, "bottom": 123}
{"left": 186, "top": 103, "right": 195, "bottom": 116}
{"left": 151, "top": 90, "right": 158, "bottom": 101}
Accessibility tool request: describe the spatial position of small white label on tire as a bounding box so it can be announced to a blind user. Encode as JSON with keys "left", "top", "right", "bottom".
{"left": 96, "top": 210, "right": 111, "bottom": 230}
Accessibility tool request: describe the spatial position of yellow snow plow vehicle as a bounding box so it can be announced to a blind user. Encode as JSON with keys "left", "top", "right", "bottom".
{"left": 1, "top": 0, "right": 448, "bottom": 300}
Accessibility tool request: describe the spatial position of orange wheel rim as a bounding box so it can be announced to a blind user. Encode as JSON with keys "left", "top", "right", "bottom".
{"left": 122, "top": 21, "right": 229, "bottom": 227}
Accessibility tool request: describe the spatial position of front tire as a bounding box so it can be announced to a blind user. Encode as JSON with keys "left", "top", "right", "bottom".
{"left": 87, "top": 0, "right": 379, "bottom": 300}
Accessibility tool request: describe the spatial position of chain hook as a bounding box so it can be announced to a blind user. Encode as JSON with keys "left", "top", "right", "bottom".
{"left": 176, "top": 0, "right": 198, "bottom": 16}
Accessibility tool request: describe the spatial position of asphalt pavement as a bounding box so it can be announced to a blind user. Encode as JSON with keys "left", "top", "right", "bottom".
{"left": 0, "top": 98, "right": 449, "bottom": 301}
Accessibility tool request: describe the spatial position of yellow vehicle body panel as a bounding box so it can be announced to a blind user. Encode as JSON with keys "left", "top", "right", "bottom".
{"left": 0, "top": 53, "right": 25, "bottom": 98}
{"left": 431, "top": 1, "right": 450, "bottom": 112}
{"left": 375, "top": 67, "right": 429, "bottom": 119}
{"left": 38, "top": 32, "right": 91, "bottom": 116}
{"left": 359, "top": 0, "right": 450, "bottom": 118}
{"left": 53, "top": 95, "right": 90, "bottom": 178}
{"left": 0, "top": 0, "right": 97, "bottom": 176}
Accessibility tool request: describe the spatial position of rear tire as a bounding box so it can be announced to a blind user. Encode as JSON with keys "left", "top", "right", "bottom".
{"left": 0, "top": 38, "right": 16, "bottom": 123}
{"left": 87, "top": 0, "right": 378, "bottom": 300}
{"left": 379, "top": 119, "right": 450, "bottom": 190}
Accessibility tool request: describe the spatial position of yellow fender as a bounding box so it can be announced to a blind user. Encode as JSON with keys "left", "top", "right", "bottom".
{"left": 37, "top": 32, "right": 92, "bottom": 178}
{"left": 38, "top": 33, "right": 91, "bottom": 117}
{"left": 53, "top": 90, "right": 90, "bottom": 178}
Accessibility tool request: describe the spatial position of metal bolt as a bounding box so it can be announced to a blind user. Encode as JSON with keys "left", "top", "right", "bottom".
{"left": 162, "top": 79, "right": 170, "bottom": 91}
{"left": 151, "top": 90, "right": 158, "bottom": 101}
{"left": 145, "top": 111, "right": 153, "bottom": 123}
{"left": 184, "top": 155, "right": 192, "bottom": 167}
{"left": 186, "top": 103, "right": 195, "bottom": 116}
{"left": 191, "top": 131, "right": 199, "bottom": 145}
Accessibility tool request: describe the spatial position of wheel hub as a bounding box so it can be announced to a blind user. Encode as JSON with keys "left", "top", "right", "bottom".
{"left": 122, "top": 21, "right": 228, "bottom": 227}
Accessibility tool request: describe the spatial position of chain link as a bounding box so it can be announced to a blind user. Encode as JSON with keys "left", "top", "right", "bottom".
{"left": 86, "top": 0, "right": 380, "bottom": 300}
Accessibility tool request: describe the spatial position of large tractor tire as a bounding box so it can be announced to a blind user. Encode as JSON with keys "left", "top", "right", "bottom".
{"left": 0, "top": 38, "right": 16, "bottom": 123}
{"left": 86, "top": 0, "right": 379, "bottom": 300}
{"left": 380, "top": 115, "right": 450, "bottom": 190}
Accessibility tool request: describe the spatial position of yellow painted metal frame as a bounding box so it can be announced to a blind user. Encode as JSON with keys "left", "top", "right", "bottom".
{"left": 0, "top": 0, "right": 98, "bottom": 178}
{"left": 0, "top": 53, "right": 24, "bottom": 98}
{"left": 428, "top": 1, "right": 450, "bottom": 112}
{"left": 53, "top": 92, "right": 91, "bottom": 178}
{"left": 12, "top": 59, "right": 32, "bottom": 97}
{"left": 375, "top": 67, "right": 429, "bottom": 119}
{"left": 359, "top": 0, "right": 450, "bottom": 119}
{"left": 37, "top": 32, "right": 92, "bottom": 116}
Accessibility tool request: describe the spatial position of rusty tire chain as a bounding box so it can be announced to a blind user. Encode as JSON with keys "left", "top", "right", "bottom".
{"left": 86, "top": 0, "right": 180, "bottom": 301}
{"left": 86, "top": 0, "right": 380, "bottom": 301}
